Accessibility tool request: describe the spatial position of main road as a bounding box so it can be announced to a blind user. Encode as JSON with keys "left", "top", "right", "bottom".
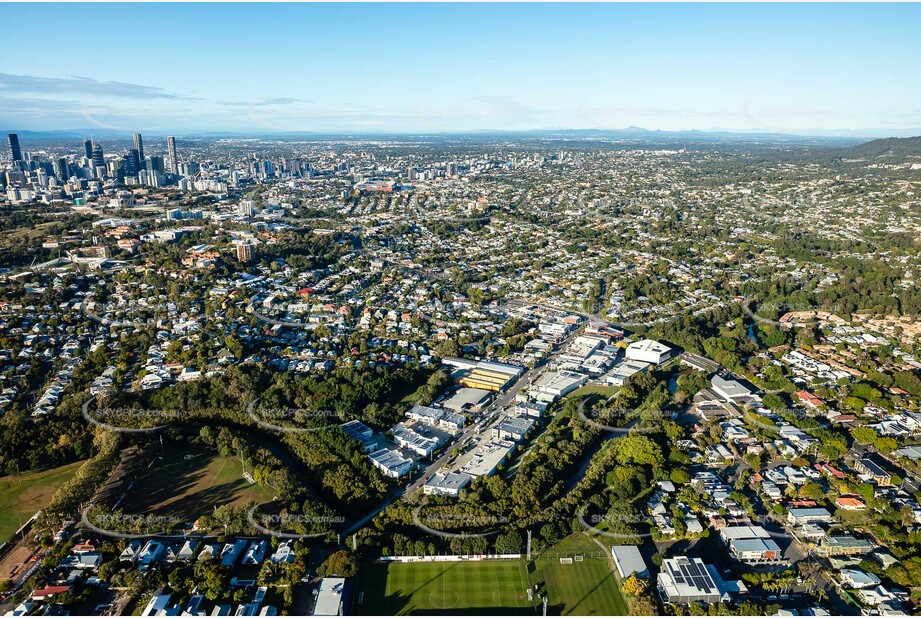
{"left": 401, "top": 326, "right": 582, "bottom": 497}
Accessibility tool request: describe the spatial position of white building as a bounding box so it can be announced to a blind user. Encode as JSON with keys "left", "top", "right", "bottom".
{"left": 423, "top": 471, "right": 473, "bottom": 497}
{"left": 369, "top": 448, "right": 413, "bottom": 478}
{"left": 529, "top": 370, "right": 586, "bottom": 402}
{"left": 312, "top": 578, "right": 346, "bottom": 616}
{"left": 625, "top": 339, "right": 673, "bottom": 365}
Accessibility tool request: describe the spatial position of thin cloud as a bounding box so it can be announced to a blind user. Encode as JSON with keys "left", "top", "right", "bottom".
{"left": 217, "top": 97, "right": 312, "bottom": 107}
{"left": 0, "top": 72, "right": 199, "bottom": 101}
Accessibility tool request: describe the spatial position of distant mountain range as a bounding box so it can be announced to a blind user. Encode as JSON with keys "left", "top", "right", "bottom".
{"left": 2, "top": 127, "right": 919, "bottom": 152}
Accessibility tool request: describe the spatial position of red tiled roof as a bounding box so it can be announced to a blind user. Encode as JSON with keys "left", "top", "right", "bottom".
{"left": 32, "top": 585, "right": 72, "bottom": 599}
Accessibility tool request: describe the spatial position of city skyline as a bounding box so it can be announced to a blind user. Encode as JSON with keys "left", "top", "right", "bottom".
{"left": 0, "top": 3, "right": 919, "bottom": 136}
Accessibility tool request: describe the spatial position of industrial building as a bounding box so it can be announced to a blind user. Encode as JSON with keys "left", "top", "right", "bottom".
{"left": 442, "top": 357, "right": 524, "bottom": 392}
{"left": 625, "top": 339, "right": 673, "bottom": 365}
{"left": 369, "top": 448, "right": 413, "bottom": 478}
{"left": 529, "top": 370, "right": 586, "bottom": 402}
{"left": 423, "top": 471, "right": 473, "bottom": 497}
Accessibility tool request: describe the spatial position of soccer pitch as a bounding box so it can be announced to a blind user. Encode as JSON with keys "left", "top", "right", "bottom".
{"left": 356, "top": 559, "right": 535, "bottom": 615}
{"left": 532, "top": 534, "right": 629, "bottom": 616}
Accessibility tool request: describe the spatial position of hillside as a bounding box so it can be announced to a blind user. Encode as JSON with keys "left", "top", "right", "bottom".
{"left": 837, "top": 135, "right": 921, "bottom": 161}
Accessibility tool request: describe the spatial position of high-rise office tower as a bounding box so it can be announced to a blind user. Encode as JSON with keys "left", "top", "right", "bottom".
{"left": 167, "top": 136, "right": 178, "bottom": 175}
{"left": 91, "top": 141, "right": 105, "bottom": 171}
{"left": 146, "top": 155, "right": 165, "bottom": 174}
{"left": 128, "top": 149, "right": 141, "bottom": 175}
{"left": 53, "top": 157, "right": 69, "bottom": 181}
{"left": 133, "top": 133, "right": 144, "bottom": 163}
{"left": 7, "top": 133, "right": 22, "bottom": 162}
{"left": 123, "top": 152, "right": 137, "bottom": 176}
{"left": 83, "top": 138, "right": 93, "bottom": 160}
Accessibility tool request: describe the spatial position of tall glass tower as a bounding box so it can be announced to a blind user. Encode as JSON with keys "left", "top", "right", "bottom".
{"left": 7, "top": 133, "right": 22, "bottom": 161}
{"left": 133, "top": 133, "right": 145, "bottom": 163}
{"left": 167, "top": 136, "right": 178, "bottom": 175}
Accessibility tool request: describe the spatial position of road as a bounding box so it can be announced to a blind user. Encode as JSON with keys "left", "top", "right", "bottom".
{"left": 401, "top": 327, "right": 584, "bottom": 498}
{"left": 340, "top": 331, "right": 579, "bottom": 537}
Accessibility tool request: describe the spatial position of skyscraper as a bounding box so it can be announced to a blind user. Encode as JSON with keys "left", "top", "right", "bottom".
{"left": 128, "top": 149, "right": 141, "bottom": 175}
{"left": 83, "top": 138, "right": 93, "bottom": 160}
{"left": 133, "top": 133, "right": 144, "bottom": 163}
{"left": 167, "top": 136, "right": 178, "bottom": 175}
{"left": 53, "top": 157, "right": 69, "bottom": 181}
{"left": 7, "top": 133, "right": 22, "bottom": 162}
{"left": 91, "top": 141, "right": 105, "bottom": 173}
{"left": 146, "top": 155, "right": 165, "bottom": 174}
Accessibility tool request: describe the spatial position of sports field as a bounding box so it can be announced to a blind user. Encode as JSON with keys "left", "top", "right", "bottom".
{"left": 356, "top": 559, "right": 534, "bottom": 615}
{"left": 532, "top": 534, "right": 629, "bottom": 616}
{"left": 0, "top": 460, "right": 83, "bottom": 540}
{"left": 120, "top": 446, "right": 275, "bottom": 523}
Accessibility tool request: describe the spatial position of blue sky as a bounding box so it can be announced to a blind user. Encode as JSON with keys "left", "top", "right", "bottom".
{"left": 0, "top": 3, "right": 918, "bottom": 134}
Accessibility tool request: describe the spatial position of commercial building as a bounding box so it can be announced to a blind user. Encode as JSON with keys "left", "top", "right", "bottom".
{"left": 406, "top": 404, "right": 464, "bottom": 433}
{"left": 719, "top": 526, "right": 785, "bottom": 565}
{"left": 460, "top": 439, "right": 514, "bottom": 477}
{"left": 625, "top": 339, "right": 673, "bottom": 365}
{"left": 8, "top": 133, "right": 22, "bottom": 162}
{"left": 492, "top": 415, "right": 535, "bottom": 441}
{"left": 516, "top": 400, "right": 548, "bottom": 418}
{"left": 369, "top": 448, "right": 413, "bottom": 478}
{"left": 340, "top": 420, "right": 379, "bottom": 453}
{"left": 443, "top": 357, "right": 523, "bottom": 392}
{"left": 312, "top": 577, "right": 348, "bottom": 616}
{"left": 529, "top": 370, "right": 586, "bottom": 402}
{"left": 133, "top": 133, "right": 144, "bottom": 163}
{"left": 392, "top": 422, "right": 444, "bottom": 458}
{"left": 711, "top": 374, "right": 757, "bottom": 401}
{"left": 441, "top": 387, "right": 492, "bottom": 413}
{"left": 657, "top": 556, "right": 747, "bottom": 605}
{"left": 90, "top": 141, "right": 105, "bottom": 175}
{"left": 604, "top": 360, "right": 650, "bottom": 386}
{"left": 423, "top": 471, "right": 473, "bottom": 497}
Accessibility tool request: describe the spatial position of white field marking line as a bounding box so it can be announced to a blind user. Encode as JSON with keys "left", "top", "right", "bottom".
{"left": 207, "top": 458, "right": 227, "bottom": 490}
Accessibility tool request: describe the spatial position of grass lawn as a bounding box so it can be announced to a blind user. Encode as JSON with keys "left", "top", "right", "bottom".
{"left": 356, "top": 560, "right": 534, "bottom": 615}
{"left": 121, "top": 446, "right": 275, "bottom": 524}
{"left": 0, "top": 461, "right": 83, "bottom": 540}
{"left": 532, "top": 534, "right": 629, "bottom": 616}
{"left": 569, "top": 385, "right": 620, "bottom": 399}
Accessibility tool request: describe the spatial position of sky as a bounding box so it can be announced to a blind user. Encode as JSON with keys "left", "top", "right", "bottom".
{"left": 0, "top": 3, "right": 919, "bottom": 136}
